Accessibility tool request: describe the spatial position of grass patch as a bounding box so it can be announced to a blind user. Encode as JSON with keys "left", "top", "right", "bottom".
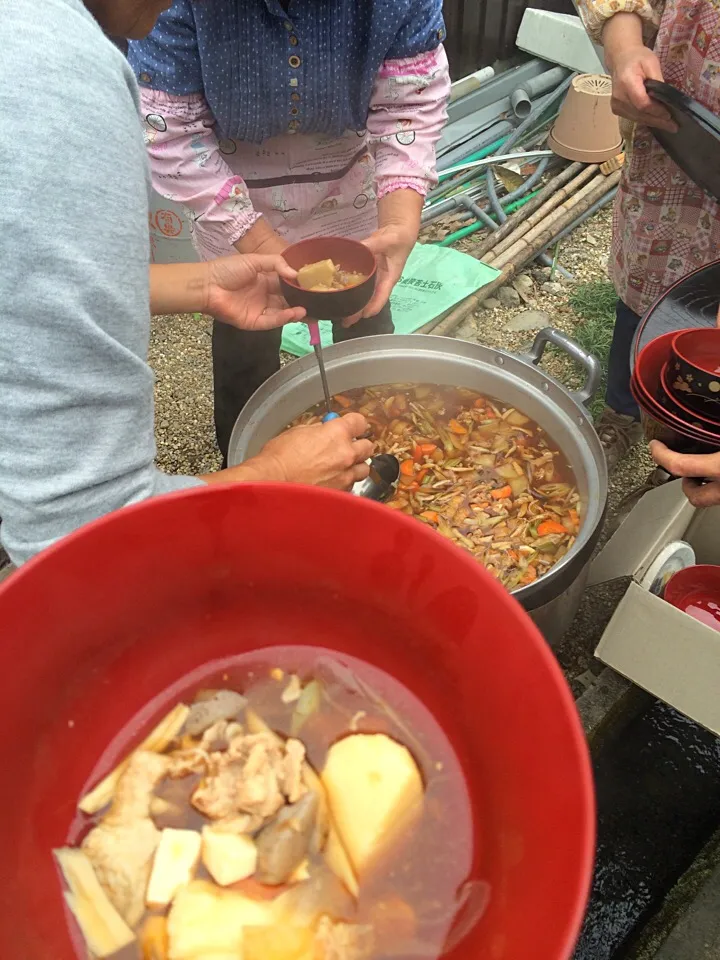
{"left": 569, "top": 280, "right": 617, "bottom": 418}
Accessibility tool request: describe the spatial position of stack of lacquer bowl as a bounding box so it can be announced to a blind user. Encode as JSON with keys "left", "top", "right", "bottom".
{"left": 632, "top": 328, "right": 720, "bottom": 454}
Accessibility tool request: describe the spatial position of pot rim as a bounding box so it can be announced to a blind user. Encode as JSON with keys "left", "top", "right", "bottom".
{"left": 229, "top": 334, "right": 608, "bottom": 609}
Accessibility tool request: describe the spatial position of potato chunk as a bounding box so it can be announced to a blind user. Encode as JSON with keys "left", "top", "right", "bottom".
{"left": 167, "top": 881, "right": 275, "bottom": 959}
{"left": 297, "top": 259, "right": 336, "bottom": 290}
{"left": 202, "top": 827, "right": 257, "bottom": 886}
{"left": 321, "top": 734, "right": 423, "bottom": 874}
{"left": 244, "top": 925, "right": 315, "bottom": 960}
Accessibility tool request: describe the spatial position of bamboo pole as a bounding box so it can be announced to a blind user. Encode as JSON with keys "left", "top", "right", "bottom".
{"left": 482, "top": 165, "right": 602, "bottom": 264}
{"left": 492, "top": 170, "right": 621, "bottom": 268}
{"left": 419, "top": 176, "right": 621, "bottom": 338}
{"left": 472, "top": 161, "right": 586, "bottom": 260}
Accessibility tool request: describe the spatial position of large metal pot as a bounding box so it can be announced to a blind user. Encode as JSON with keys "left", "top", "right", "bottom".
{"left": 229, "top": 329, "right": 608, "bottom": 645}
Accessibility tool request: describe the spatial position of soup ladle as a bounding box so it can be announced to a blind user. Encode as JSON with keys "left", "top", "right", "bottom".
{"left": 307, "top": 321, "right": 334, "bottom": 420}
{"left": 352, "top": 453, "right": 400, "bottom": 502}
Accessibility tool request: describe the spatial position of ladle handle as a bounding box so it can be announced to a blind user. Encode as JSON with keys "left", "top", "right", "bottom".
{"left": 527, "top": 327, "right": 602, "bottom": 407}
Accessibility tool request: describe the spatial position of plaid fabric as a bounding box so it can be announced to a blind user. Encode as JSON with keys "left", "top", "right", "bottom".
{"left": 580, "top": 0, "right": 720, "bottom": 315}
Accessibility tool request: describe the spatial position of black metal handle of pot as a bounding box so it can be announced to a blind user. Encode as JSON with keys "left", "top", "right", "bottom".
{"left": 526, "top": 327, "right": 602, "bottom": 407}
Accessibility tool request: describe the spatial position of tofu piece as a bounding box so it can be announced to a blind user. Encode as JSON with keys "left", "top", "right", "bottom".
{"left": 321, "top": 734, "right": 424, "bottom": 875}
{"left": 297, "top": 259, "right": 336, "bottom": 291}
{"left": 146, "top": 829, "right": 202, "bottom": 908}
{"left": 167, "top": 880, "right": 275, "bottom": 959}
{"left": 202, "top": 827, "right": 258, "bottom": 886}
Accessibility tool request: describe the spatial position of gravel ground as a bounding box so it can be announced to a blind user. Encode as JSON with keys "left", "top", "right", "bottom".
{"left": 149, "top": 205, "right": 654, "bottom": 685}
{"left": 148, "top": 314, "right": 221, "bottom": 477}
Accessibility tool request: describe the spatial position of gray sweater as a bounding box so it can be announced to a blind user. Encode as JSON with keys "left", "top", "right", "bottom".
{"left": 0, "top": 0, "right": 201, "bottom": 565}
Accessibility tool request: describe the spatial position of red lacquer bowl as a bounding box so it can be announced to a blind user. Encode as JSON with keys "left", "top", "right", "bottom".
{"left": 633, "top": 332, "right": 720, "bottom": 452}
{"left": 660, "top": 362, "right": 720, "bottom": 433}
{"left": 667, "top": 328, "right": 720, "bottom": 417}
{"left": 0, "top": 484, "right": 594, "bottom": 960}
{"left": 280, "top": 236, "right": 377, "bottom": 319}
{"left": 664, "top": 564, "right": 720, "bottom": 632}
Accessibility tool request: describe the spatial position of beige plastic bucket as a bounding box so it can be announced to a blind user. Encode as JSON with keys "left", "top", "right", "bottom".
{"left": 548, "top": 74, "right": 622, "bottom": 164}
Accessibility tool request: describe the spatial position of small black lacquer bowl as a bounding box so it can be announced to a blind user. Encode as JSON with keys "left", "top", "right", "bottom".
{"left": 669, "top": 328, "right": 720, "bottom": 417}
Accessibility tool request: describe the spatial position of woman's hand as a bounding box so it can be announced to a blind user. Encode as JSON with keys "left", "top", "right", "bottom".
{"left": 341, "top": 188, "right": 423, "bottom": 326}
{"left": 649, "top": 441, "right": 720, "bottom": 507}
{"left": 356, "top": 223, "right": 417, "bottom": 322}
{"left": 207, "top": 413, "right": 373, "bottom": 490}
{"left": 602, "top": 13, "right": 677, "bottom": 132}
{"left": 207, "top": 253, "right": 306, "bottom": 330}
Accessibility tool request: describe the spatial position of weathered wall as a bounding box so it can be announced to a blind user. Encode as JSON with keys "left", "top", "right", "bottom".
{"left": 443, "top": 0, "right": 576, "bottom": 79}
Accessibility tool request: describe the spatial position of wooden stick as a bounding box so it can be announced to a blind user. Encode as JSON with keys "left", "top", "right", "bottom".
{"left": 420, "top": 175, "right": 621, "bottom": 338}
{"left": 492, "top": 170, "right": 621, "bottom": 268}
{"left": 482, "top": 164, "right": 601, "bottom": 264}
{"left": 472, "top": 161, "right": 586, "bottom": 260}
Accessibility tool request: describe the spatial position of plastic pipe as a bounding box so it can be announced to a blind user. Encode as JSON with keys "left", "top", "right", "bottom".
{"left": 486, "top": 166, "right": 573, "bottom": 280}
{"left": 478, "top": 161, "right": 574, "bottom": 280}
{"left": 523, "top": 67, "right": 570, "bottom": 100}
{"left": 503, "top": 74, "right": 575, "bottom": 157}
{"left": 428, "top": 135, "right": 509, "bottom": 202}
{"left": 450, "top": 66, "right": 496, "bottom": 103}
{"left": 436, "top": 190, "right": 543, "bottom": 247}
{"left": 437, "top": 150, "right": 555, "bottom": 180}
{"left": 436, "top": 122, "right": 515, "bottom": 175}
{"left": 511, "top": 88, "right": 533, "bottom": 120}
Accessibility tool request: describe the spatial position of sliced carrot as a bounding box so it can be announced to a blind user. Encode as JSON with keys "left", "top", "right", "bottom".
{"left": 413, "top": 444, "right": 424, "bottom": 462}
{"left": 491, "top": 485, "right": 512, "bottom": 500}
{"left": 520, "top": 565, "right": 538, "bottom": 585}
{"left": 334, "top": 394, "right": 353, "bottom": 409}
{"left": 484, "top": 409, "right": 498, "bottom": 419}
{"left": 420, "top": 442, "right": 437, "bottom": 456}
{"left": 508, "top": 549, "right": 520, "bottom": 563}
{"left": 420, "top": 510, "right": 440, "bottom": 524}
{"left": 400, "top": 459, "right": 415, "bottom": 477}
{"left": 415, "top": 468, "right": 429, "bottom": 484}
{"left": 473, "top": 398, "right": 485, "bottom": 409}
{"left": 537, "top": 520, "right": 566, "bottom": 537}
{"left": 448, "top": 419, "right": 468, "bottom": 435}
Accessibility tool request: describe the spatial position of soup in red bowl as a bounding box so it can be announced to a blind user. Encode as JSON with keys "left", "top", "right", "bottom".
{"left": 0, "top": 484, "right": 594, "bottom": 960}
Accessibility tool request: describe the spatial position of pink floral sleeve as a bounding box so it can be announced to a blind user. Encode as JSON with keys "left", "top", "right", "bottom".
{"left": 577, "top": 0, "right": 664, "bottom": 44}
{"left": 367, "top": 45, "right": 450, "bottom": 200}
{"left": 138, "top": 88, "right": 261, "bottom": 252}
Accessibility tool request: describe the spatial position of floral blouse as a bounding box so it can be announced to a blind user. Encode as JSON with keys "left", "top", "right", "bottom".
{"left": 128, "top": 1, "right": 450, "bottom": 261}
{"left": 579, "top": 0, "right": 720, "bottom": 316}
